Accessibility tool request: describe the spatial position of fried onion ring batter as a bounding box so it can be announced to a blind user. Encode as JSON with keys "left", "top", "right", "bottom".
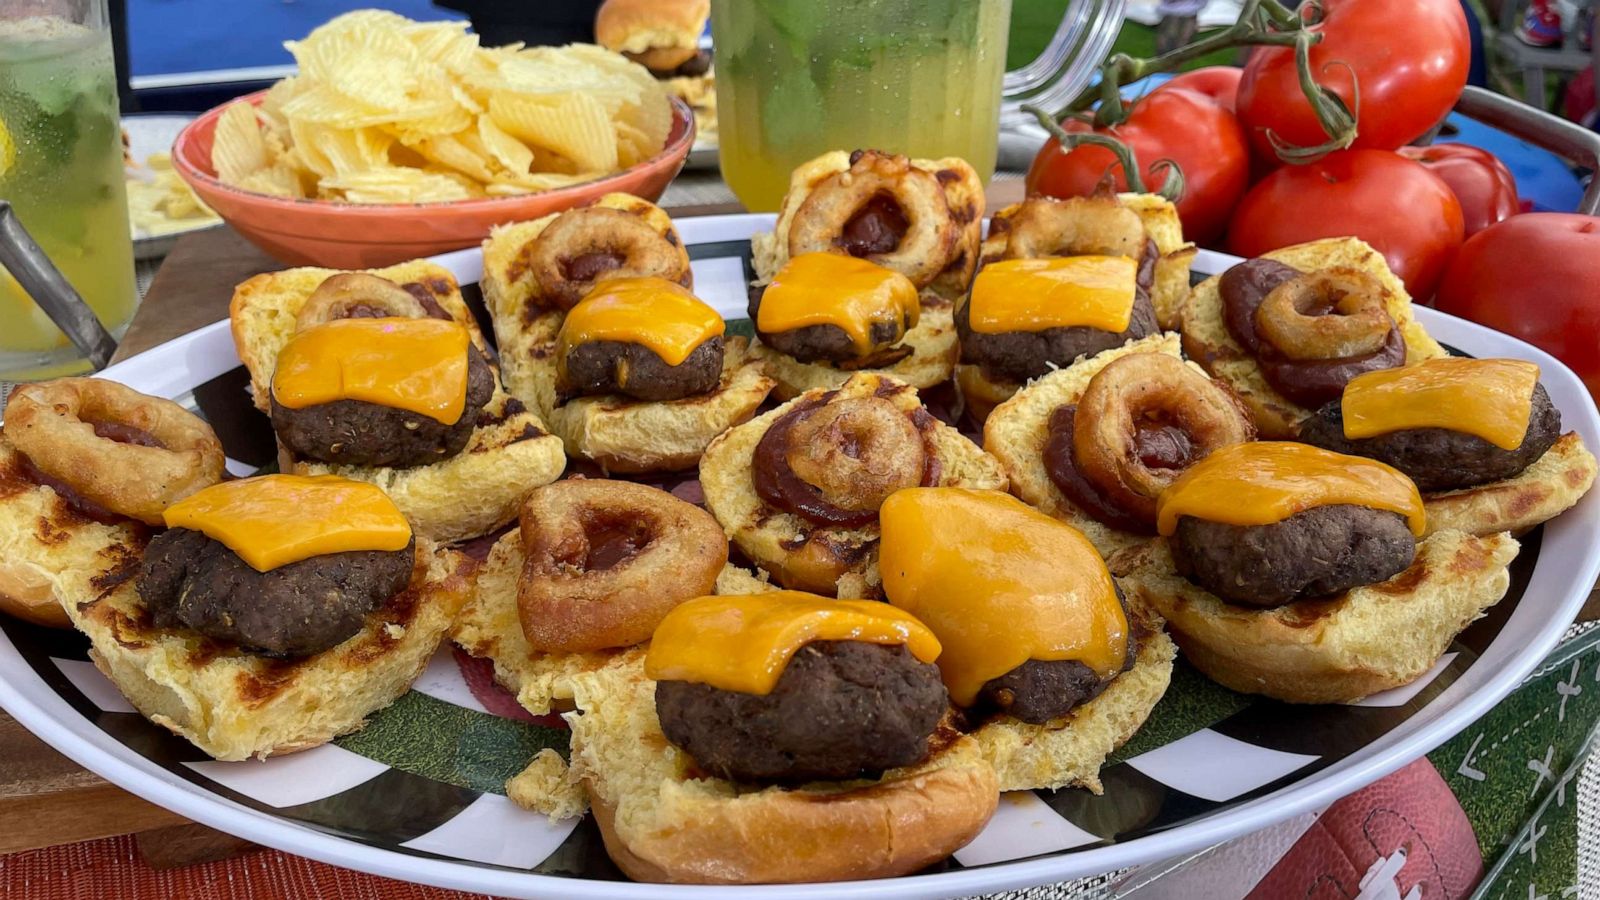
{"left": 1000, "top": 195, "right": 1148, "bottom": 261}
{"left": 787, "top": 150, "right": 956, "bottom": 288}
{"left": 516, "top": 479, "right": 727, "bottom": 654}
{"left": 4, "top": 378, "right": 225, "bottom": 525}
{"left": 753, "top": 394, "right": 938, "bottom": 526}
{"left": 1071, "top": 354, "right": 1254, "bottom": 524}
{"left": 526, "top": 207, "right": 692, "bottom": 311}
{"left": 1253, "top": 267, "right": 1393, "bottom": 361}
{"left": 785, "top": 398, "right": 925, "bottom": 513}
{"left": 296, "top": 273, "right": 429, "bottom": 330}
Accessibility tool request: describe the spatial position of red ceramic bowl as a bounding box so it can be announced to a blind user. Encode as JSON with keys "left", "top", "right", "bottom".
{"left": 172, "top": 92, "right": 695, "bottom": 268}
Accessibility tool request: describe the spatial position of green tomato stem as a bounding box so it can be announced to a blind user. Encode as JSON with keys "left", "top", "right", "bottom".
{"left": 1055, "top": 0, "right": 1358, "bottom": 162}
{"left": 1026, "top": 104, "right": 1172, "bottom": 196}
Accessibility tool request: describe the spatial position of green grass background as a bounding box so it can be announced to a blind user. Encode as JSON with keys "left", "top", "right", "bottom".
{"left": 1006, "top": 0, "right": 1240, "bottom": 81}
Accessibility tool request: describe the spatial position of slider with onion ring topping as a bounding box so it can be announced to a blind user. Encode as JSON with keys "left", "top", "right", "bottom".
{"left": 0, "top": 378, "right": 224, "bottom": 627}
{"left": 878, "top": 487, "right": 1175, "bottom": 792}
{"left": 748, "top": 251, "right": 960, "bottom": 398}
{"left": 746, "top": 149, "right": 982, "bottom": 396}
{"left": 563, "top": 590, "right": 998, "bottom": 884}
{"left": 481, "top": 193, "right": 695, "bottom": 416}
{"left": 61, "top": 474, "right": 471, "bottom": 760}
{"left": 983, "top": 333, "right": 1255, "bottom": 555}
{"left": 230, "top": 259, "right": 566, "bottom": 542}
{"left": 536, "top": 275, "right": 772, "bottom": 472}
{"left": 1113, "top": 442, "right": 1518, "bottom": 704}
{"left": 450, "top": 477, "right": 771, "bottom": 818}
{"left": 753, "top": 149, "right": 984, "bottom": 299}
{"left": 955, "top": 193, "right": 1194, "bottom": 423}
{"left": 1180, "top": 237, "right": 1448, "bottom": 438}
{"left": 699, "top": 372, "right": 1007, "bottom": 596}
{"left": 1296, "top": 356, "right": 1595, "bottom": 536}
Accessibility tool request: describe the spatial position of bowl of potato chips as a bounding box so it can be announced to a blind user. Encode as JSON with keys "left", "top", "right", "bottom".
{"left": 171, "top": 11, "right": 693, "bottom": 269}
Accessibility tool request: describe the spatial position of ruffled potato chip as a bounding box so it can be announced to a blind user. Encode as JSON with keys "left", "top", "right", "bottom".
{"left": 236, "top": 163, "right": 305, "bottom": 198}
{"left": 208, "top": 10, "right": 670, "bottom": 204}
{"left": 489, "top": 92, "right": 617, "bottom": 173}
{"left": 211, "top": 101, "right": 269, "bottom": 183}
{"left": 416, "top": 132, "right": 496, "bottom": 183}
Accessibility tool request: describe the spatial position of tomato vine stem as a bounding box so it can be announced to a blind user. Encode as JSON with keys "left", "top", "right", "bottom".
{"left": 1022, "top": 0, "right": 1358, "bottom": 197}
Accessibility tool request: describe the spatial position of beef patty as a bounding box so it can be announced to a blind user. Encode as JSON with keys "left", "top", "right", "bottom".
{"left": 138, "top": 527, "right": 414, "bottom": 657}
{"left": 1171, "top": 504, "right": 1417, "bottom": 607}
{"left": 975, "top": 588, "right": 1140, "bottom": 724}
{"left": 957, "top": 241, "right": 1161, "bottom": 383}
{"left": 560, "top": 335, "right": 724, "bottom": 401}
{"left": 1297, "top": 383, "right": 1560, "bottom": 492}
{"left": 655, "top": 640, "right": 948, "bottom": 784}
{"left": 271, "top": 347, "right": 495, "bottom": 468}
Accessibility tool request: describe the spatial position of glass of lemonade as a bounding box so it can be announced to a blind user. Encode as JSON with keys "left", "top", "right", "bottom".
{"left": 711, "top": 0, "right": 1014, "bottom": 212}
{"left": 0, "top": 0, "right": 134, "bottom": 381}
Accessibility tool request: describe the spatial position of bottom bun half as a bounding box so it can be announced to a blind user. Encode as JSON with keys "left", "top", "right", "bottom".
{"left": 1111, "top": 530, "right": 1518, "bottom": 704}
{"left": 976, "top": 614, "right": 1176, "bottom": 794}
{"left": 1422, "top": 432, "right": 1596, "bottom": 537}
{"left": 566, "top": 657, "right": 999, "bottom": 884}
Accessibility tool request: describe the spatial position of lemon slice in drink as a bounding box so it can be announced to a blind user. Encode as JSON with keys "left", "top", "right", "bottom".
{"left": 0, "top": 115, "right": 14, "bottom": 178}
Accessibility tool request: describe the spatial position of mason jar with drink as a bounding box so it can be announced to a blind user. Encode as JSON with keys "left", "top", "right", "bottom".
{"left": 0, "top": 0, "right": 134, "bottom": 382}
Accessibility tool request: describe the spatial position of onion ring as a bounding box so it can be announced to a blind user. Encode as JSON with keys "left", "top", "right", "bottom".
{"left": 526, "top": 207, "right": 692, "bottom": 311}
{"left": 4, "top": 378, "right": 225, "bottom": 525}
{"left": 516, "top": 479, "right": 727, "bottom": 654}
{"left": 787, "top": 150, "right": 956, "bottom": 288}
{"left": 296, "top": 273, "right": 428, "bottom": 330}
{"left": 1000, "top": 195, "right": 1147, "bottom": 260}
{"left": 1071, "top": 354, "right": 1255, "bottom": 524}
{"left": 784, "top": 398, "right": 926, "bottom": 513}
{"left": 1253, "top": 267, "right": 1393, "bottom": 361}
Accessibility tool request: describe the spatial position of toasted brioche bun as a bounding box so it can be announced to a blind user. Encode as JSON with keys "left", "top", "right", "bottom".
{"left": 1179, "top": 237, "right": 1446, "bottom": 439}
{"left": 595, "top": 0, "right": 708, "bottom": 71}
{"left": 64, "top": 540, "right": 471, "bottom": 760}
{"left": 507, "top": 749, "right": 589, "bottom": 821}
{"left": 482, "top": 193, "right": 689, "bottom": 417}
{"left": 751, "top": 299, "right": 960, "bottom": 401}
{"left": 976, "top": 610, "right": 1176, "bottom": 793}
{"left": 502, "top": 319, "right": 775, "bottom": 473}
{"left": 983, "top": 333, "right": 1184, "bottom": 556}
{"left": 982, "top": 193, "right": 1197, "bottom": 330}
{"left": 1111, "top": 530, "right": 1517, "bottom": 704}
{"left": 752, "top": 150, "right": 985, "bottom": 301}
{"left": 565, "top": 655, "right": 999, "bottom": 884}
{"left": 699, "top": 373, "right": 1007, "bottom": 594}
{"left": 546, "top": 341, "right": 775, "bottom": 473}
{"left": 231, "top": 260, "right": 566, "bottom": 542}
{"left": 1422, "top": 431, "right": 1597, "bottom": 537}
{"left": 0, "top": 441, "right": 141, "bottom": 628}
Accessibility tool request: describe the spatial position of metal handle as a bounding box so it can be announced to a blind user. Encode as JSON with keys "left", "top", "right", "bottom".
{"left": 0, "top": 200, "right": 118, "bottom": 371}
{"left": 1000, "top": 0, "right": 1129, "bottom": 131}
{"left": 1452, "top": 84, "right": 1600, "bottom": 216}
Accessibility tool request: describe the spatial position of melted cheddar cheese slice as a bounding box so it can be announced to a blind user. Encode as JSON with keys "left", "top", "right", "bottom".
{"left": 1342, "top": 357, "right": 1540, "bottom": 451}
{"left": 163, "top": 475, "right": 412, "bottom": 572}
{"left": 878, "top": 487, "right": 1128, "bottom": 707}
{"left": 1156, "top": 442, "right": 1425, "bottom": 537}
{"left": 644, "top": 591, "right": 941, "bottom": 696}
{"left": 558, "top": 276, "right": 724, "bottom": 366}
{"left": 757, "top": 252, "right": 920, "bottom": 355}
{"left": 966, "top": 256, "right": 1138, "bottom": 335}
{"left": 272, "top": 317, "right": 470, "bottom": 425}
